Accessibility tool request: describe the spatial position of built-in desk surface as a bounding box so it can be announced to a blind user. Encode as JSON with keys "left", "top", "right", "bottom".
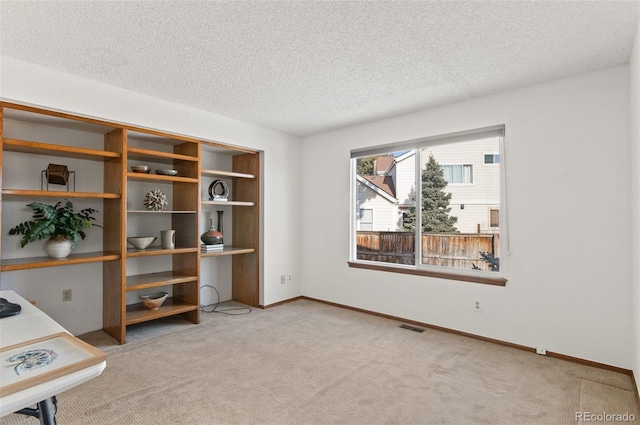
{"left": 0, "top": 290, "right": 106, "bottom": 417}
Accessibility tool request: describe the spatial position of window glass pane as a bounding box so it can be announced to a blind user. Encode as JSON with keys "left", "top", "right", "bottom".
{"left": 354, "top": 151, "right": 416, "bottom": 265}
{"left": 420, "top": 137, "right": 501, "bottom": 272}
{"left": 463, "top": 164, "right": 473, "bottom": 183}
{"left": 351, "top": 132, "right": 502, "bottom": 275}
{"left": 484, "top": 153, "right": 500, "bottom": 164}
{"left": 441, "top": 164, "right": 472, "bottom": 184}
{"left": 490, "top": 209, "right": 499, "bottom": 227}
{"left": 360, "top": 208, "right": 373, "bottom": 222}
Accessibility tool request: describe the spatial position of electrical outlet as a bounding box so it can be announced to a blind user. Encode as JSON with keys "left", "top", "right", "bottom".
{"left": 280, "top": 275, "right": 286, "bottom": 285}
{"left": 536, "top": 346, "right": 547, "bottom": 355}
{"left": 62, "top": 289, "right": 72, "bottom": 302}
{"left": 288, "top": 274, "right": 292, "bottom": 284}
{"left": 473, "top": 299, "right": 482, "bottom": 312}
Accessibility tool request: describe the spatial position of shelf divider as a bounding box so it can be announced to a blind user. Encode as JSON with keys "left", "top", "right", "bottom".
{"left": 201, "top": 200, "right": 254, "bottom": 207}
{"left": 2, "top": 189, "right": 120, "bottom": 199}
{"left": 127, "top": 147, "right": 198, "bottom": 163}
{"left": 126, "top": 172, "right": 198, "bottom": 183}
{"left": 126, "top": 271, "right": 198, "bottom": 291}
{"left": 1, "top": 251, "right": 120, "bottom": 272}
{"left": 127, "top": 210, "right": 197, "bottom": 214}
{"left": 200, "top": 246, "right": 255, "bottom": 257}
{"left": 4, "top": 138, "right": 121, "bottom": 161}
{"left": 201, "top": 169, "right": 255, "bottom": 179}
{"left": 126, "top": 246, "right": 198, "bottom": 257}
{"left": 125, "top": 298, "right": 199, "bottom": 325}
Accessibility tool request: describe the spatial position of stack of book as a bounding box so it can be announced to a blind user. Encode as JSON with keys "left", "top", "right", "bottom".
{"left": 201, "top": 244, "right": 224, "bottom": 252}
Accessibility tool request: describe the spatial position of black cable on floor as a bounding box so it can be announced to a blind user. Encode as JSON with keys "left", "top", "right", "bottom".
{"left": 200, "top": 284, "right": 252, "bottom": 315}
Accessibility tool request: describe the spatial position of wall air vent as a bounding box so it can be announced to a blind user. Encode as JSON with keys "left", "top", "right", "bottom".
{"left": 399, "top": 324, "right": 425, "bottom": 333}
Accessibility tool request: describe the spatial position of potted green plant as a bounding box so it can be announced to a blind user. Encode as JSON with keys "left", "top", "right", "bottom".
{"left": 8, "top": 200, "right": 101, "bottom": 259}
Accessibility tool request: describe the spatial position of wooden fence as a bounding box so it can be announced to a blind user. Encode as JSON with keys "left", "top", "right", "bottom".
{"left": 356, "top": 231, "right": 500, "bottom": 271}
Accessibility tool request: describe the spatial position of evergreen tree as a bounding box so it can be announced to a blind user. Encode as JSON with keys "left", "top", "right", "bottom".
{"left": 356, "top": 157, "right": 376, "bottom": 175}
{"left": 421, "top": 154, "right": 458, "bottom": 232}
{"left": 472, "top": 251, "right": 499, "bottom": 272}
{"left": 400, "top": 154, "right": 458, "bottom": 233}
{"left": 400, "top": 186, "right": 417, "bottom": 231}
{"left": 401, "top": 208, "right": 415, "bottom": 232}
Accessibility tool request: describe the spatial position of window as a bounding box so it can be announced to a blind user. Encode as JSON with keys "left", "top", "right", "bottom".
{"left": 350, "top": 126, "right": 506, "bottom": 285}
{"left": 490, "top": 209, "right": 499, "bottom": 227}
{"left": 358, "top": 208, "right": 373, "bottom": 231}
{"left": 484, "top": 153, "right": 500, "bottom": 164}
{"left": 441, "top": 164, "right": 473, "bottom": 184}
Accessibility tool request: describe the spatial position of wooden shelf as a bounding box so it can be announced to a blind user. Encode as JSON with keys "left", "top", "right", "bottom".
{"left": 2, "top": 189, "right": 120, "bottom": 199}
{"left": 125, "top": 298, "right": 199, "bottom": 325}
{"left": 126, "top": 172, "right": 198, "bottom": 183}
{"left": 201, "top": 169, "right": 255, "bottom": 179}
{"left": 127, "top": 147, "right": 198, "bottom": 164}
{"left": 126, "top": 246, "right": 198, "bottom": 257}
{"left": 201, "top": 200, "right": 255, "bottom": 207}
{"left": 201, "top": 246, "right": 255, "bottom": 257}
{"left": 1, "top": 251, "right": 120, "bottom": 272}
{"left": 127, "top": 210, "right": 197, "bottom": 214}
{"left": 126, "top": 271, "right": 198, "bottom": 291}
{"left": 200, "top": 140, "right": 257, "bottom": 155}
{"left": 2, "top": 102, "right": 119, "bottom": 131}
{"left": 3, "top": 138, "right": 121, "bottom": 161}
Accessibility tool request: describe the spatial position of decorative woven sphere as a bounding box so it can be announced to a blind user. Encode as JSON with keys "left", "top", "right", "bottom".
{"left": 144, "top": 190, "right": 168, "bottom": 211}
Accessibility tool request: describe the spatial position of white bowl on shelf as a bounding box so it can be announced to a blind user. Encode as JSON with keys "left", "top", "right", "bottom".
{"left": 127, "top": 236, "right": 156, "bottom": 250}
{"left": 140, "top": 292, "right": 169, "bottom": 310}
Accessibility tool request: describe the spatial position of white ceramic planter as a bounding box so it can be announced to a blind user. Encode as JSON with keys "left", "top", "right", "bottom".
{"left": 45, "top": 235, "right": 73, "bottom": 259}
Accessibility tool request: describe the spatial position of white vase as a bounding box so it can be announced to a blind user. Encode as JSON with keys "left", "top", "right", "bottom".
{"left": 45, "top": 235, "right": 73, "bottom": 259}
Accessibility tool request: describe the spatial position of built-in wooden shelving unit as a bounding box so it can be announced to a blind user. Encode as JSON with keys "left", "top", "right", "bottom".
{"left": 199, "top": 141, "right": 260, "bottom": 307}
{"left": 0, "top": 102, "right": 261, "bottom": 344}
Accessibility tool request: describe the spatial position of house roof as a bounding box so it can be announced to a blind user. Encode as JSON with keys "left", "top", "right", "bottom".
{"left": 374, "top": 156, "right": 395, "bottom": 175}
{"left": 362, "top": 175, "right": 396, "bottom": 198}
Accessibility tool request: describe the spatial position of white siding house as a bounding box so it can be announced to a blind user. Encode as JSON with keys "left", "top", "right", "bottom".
{"left": 424, "top": 137, "right": 501, "bottom": 233}
{"left": 394, "top": 151, "right": 416, "bottom": 207}
{"left": 358, "top": 136, "right": 500, "bottom": 233}
{"left": 355, "top": 175, "right": 399, "bottom": 231}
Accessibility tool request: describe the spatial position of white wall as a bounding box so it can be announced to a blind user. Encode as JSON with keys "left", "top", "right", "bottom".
{"left": 630, "top": 18, "right": 640, "bottom": 388}
{"left": 0, "top": 57, "right": 303, "bottom": 334}
{"left": 301, "top": 65, "right": 632, "bottom": 368}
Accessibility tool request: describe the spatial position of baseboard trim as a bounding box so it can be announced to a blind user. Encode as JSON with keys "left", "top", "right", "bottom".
{"left": 259, "top": 296, "right": 304, "bottom": 309}
{"left": 299, "top": 296, "right": 633, "bottom": 377}
{"left": 633, "top": 371, "right": 640, "bottom": 408}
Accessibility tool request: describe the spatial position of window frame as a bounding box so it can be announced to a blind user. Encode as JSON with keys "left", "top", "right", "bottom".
{"left": 349, "top": 126, "right": 508, "bottom": 286}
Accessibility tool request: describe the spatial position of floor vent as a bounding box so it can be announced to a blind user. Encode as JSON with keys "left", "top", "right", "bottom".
{"left": 399, "top": 324, "right": 425, "bottom": 333}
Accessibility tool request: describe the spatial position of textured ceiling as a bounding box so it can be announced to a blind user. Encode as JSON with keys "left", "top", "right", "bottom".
{"left": 1, "top": 1, "right": 639, "bottom": 137}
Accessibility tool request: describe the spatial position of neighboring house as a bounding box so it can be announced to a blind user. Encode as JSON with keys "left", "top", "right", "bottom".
{"left": 355, "top": 174, "right": 398, "bottom": 231}
{"left": 423, "top": 137, "right": 501, "bottom": 233}
{"left": 357, "top": 136, "right": 501, "bottom": 233}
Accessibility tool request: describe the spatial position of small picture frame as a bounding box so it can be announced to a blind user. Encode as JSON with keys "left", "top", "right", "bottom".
{"left": 0, "top": 332, "right": 106, "bottom": 397}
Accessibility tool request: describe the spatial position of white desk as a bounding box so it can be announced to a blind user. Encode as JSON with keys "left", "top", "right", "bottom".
{"left": 0, "top": 290, "right": 106, "bottom": 422}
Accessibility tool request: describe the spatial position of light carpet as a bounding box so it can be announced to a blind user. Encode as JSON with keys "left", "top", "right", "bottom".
{"left": 1, "top": 299, "right": 638, "bottom": 425}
